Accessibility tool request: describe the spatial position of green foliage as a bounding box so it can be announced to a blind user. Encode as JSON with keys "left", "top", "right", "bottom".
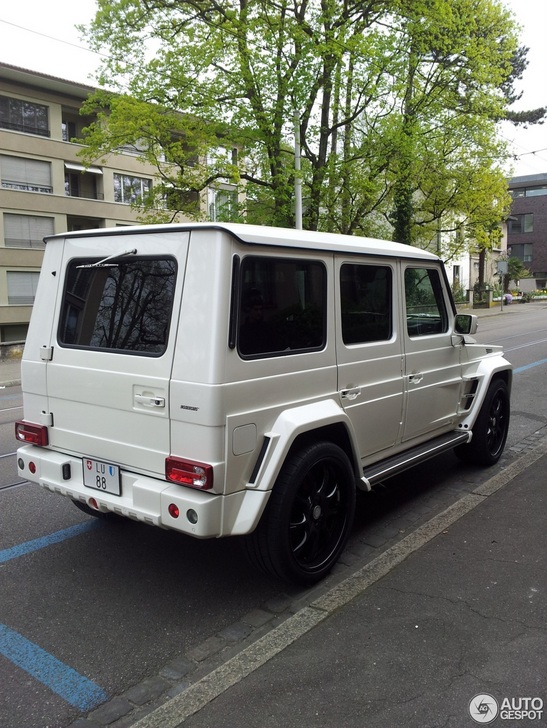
{"left": 451, "top": 279, "right": 467, "bottom": 304}
{"left": 79, "top": 0, "right": 521, "bottom": 240}
{"left": 502, "top": 256, "right": 531, "bottom": 291}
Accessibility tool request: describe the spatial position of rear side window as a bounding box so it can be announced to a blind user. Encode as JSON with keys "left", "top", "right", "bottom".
{"left": 59, "top": 257, "right": 177, "bottom": 355}
{"left": 238, "top": 256, "right": 326, "bottom": 357}
{"left": 340, "top": 264, "right": 392, "bottom": 344}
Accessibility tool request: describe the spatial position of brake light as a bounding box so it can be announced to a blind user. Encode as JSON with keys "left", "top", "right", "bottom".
{"left": 165, "top": 457, "right": 213, "bottom": 490}
{"left": 15, "top": 421, "right": 49, "bottom": 446}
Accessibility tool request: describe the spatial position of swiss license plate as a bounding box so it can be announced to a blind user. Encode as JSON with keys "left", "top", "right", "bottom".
{"left": 83, "top": 458, "right": 121, "bottom": 496}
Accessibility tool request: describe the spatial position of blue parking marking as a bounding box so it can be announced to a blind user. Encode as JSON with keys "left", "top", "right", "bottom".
{"left": 513, "top": 358, "right": 547, "bottom": 374}
{"left": 0, "top": 624, "right": 108, "bottom": 710}
{"left": 0, "top": 520, "right": 102, "bottom": 565}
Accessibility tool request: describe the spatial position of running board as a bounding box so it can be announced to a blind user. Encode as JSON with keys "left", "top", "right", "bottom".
{"left": 363, "top": 431, "right": 470, "bottom": 487}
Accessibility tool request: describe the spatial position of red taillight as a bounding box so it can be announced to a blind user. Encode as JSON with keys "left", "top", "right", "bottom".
{"left": 165, "top": 457, "right": 214, "bottom": 490}
{"left": 15, "top": 421, "right": 48, "bottom": 446}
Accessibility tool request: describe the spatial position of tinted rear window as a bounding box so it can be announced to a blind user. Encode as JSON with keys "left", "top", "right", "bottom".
{"left": 59, "top": 257, "right": 177, "bottom": 355}
{"left": 237, "top": 256, "right": 326, "bottom": 357}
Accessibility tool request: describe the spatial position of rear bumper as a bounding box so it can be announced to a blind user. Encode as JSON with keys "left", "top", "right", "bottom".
{"left": 16, "top": 445, "right": 268, "bottom": 538}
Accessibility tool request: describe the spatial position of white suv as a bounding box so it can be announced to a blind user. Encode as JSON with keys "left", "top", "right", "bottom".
{"left": 16, "top": 223, "right": 512, "bottom": 584}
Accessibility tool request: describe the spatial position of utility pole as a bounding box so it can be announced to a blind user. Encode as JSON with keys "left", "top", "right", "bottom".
{"left": 294, "top": 113, "right": 302, "bottom": 229}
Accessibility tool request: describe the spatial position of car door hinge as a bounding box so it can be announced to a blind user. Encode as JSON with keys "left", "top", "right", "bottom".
{"left": 39, "top": 346, "right": 53, "bottom": 361}
{"left": 40, "top": 411, "right": 54, "bottom": 427}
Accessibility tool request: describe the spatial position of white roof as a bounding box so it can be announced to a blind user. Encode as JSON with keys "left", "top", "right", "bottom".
{"left": 47, "top": 222, "right": 439, "bottom": 261}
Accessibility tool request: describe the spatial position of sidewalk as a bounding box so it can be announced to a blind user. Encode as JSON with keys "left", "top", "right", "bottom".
{"left": 136, "top": 441, "right": 547, "bottom": 728}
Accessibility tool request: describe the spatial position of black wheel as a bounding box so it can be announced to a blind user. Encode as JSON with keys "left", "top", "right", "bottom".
{"left": 455, "top": 380, "right": 510, "bottom": 466}
{"left": 244, "top": 442, "right": 356, "bottom": 585}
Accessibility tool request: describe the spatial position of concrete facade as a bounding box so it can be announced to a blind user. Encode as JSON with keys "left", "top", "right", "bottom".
{"left": 0, "top": 63, "right": 196, "bottom": 341}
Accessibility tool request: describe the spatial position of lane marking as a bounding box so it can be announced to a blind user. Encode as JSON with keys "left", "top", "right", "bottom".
{"left": 513, "top": 358, "right": 547, "bottom": 374}
{"left": 0, "top": 520, "right": 102, "bottom": 564}
{"left": 0, "top": 624, "right": 107, "bottom": 711}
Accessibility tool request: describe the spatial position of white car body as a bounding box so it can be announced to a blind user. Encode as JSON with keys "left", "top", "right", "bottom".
{"left": 16, "top": 223, "right": 512, "bottom": 583}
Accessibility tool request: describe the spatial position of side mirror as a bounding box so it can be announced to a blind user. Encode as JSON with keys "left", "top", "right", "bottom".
{"left": 455, "top": 313, "right": 478, "bottom": 336}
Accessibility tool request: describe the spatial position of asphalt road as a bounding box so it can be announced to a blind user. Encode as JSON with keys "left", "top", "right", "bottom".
{"left": 1, "top": 303, "right": 546, "bottom": 728}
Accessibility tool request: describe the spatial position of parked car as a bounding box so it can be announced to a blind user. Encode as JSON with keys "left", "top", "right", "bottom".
{"left": 16, "top": 223, "right": 512, "bottom": 584}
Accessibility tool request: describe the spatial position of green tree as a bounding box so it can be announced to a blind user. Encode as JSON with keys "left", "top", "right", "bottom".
{"left": 81, "top": 0, "right": 395, "bottom": 228}
{"left": 79, "top": 0, "right": 519, "bottom": 242}
{"left": 504, "top": 256, "right": 530, "bottom": 292}
{"left": 383, "top": 0, "right": 517, "bottom": 246}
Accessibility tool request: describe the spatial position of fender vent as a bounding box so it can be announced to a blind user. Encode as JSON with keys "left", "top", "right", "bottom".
{"left": 249, "top": 437, "right": 271, "bottom": 484}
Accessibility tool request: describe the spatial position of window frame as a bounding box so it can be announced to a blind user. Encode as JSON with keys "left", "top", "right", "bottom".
{"left": 0, "top": 95, "right": 50, "bottom": 137}
{"left": 7, "top": 271, "right": 40, "bottom": 305}
{"left": 113, "top": 173, "right": 152, "bottom": 204}
{"left": 3, "top": 213, "right": 52, "bottom": 249}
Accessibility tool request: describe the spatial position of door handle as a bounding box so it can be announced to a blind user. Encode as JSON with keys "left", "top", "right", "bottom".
{"left": 135, "top": 394, "right": 165, "bottom": 408}
{"left": 340, "top": 387, "right": 361, "bottom": 401}
{"left": 408, "top": 373, "right": 423, "bottom": 384}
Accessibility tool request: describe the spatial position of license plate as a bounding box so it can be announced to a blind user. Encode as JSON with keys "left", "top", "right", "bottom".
{"left": 83, "top": 458, "right": 121, "bottom": 496}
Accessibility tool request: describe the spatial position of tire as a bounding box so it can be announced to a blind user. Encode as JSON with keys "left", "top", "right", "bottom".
{"left": 244, "top": 442, "right": 356, "bottom": 585}
{"left": 455, "top": 379, "right": 510, "bottom": 466}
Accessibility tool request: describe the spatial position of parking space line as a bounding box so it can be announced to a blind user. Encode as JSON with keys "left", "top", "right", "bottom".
{"left": 514, "top": 358, "right": 547, "bottom": 374}
{"left": 0, "top": 624, "right": 108, "bottom": 711}
{"left": 0, "top": 520, "right": 102, "bottom": 564}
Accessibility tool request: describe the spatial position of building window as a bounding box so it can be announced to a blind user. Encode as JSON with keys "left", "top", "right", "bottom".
{"left": 509, "top": 244, "right": 533, "bottom": 263}
{"left": 113, "top": 173, "right": 151, "bottom": 204}
{"left": 209, "top": 186, "right": 238, "bottom": 221}
{"left": 0, "top": 96, "right": 49, "bottom": 137}
{"left": 524, "top": 185, "right": 547, "bottom": 197}
{"left": 3, "top": 214, "right": 53, "bottom": 248}
{"left": 0, "top": 155, "right": 52, "bottom": 193}
{"left": 62, "top": 120, "right": 77, "bottom": 142}
{"left": 7, "top": 271, "right": 40, "bottom": 305}
{"left": 508, "top": 213, "right": 533, "bottom": 234}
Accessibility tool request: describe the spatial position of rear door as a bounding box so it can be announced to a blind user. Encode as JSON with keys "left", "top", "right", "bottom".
{"left": 336, "top": 258, "right": 404, "bottom": 459}
{"left": 43, "top": 230, "right": 188, "bottom": 477}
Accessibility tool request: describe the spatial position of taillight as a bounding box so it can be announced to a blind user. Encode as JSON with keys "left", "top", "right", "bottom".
{"left": 165, "top": 457, "right": 213, "bottom": 490}
{"left": 15, "top": 421, "right": 49, "bottom": 446}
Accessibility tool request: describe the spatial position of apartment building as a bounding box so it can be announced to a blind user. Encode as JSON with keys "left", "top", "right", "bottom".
{"left": 0, "top": 62, "right": 241, "bottom": 342}
{"left": 508, "top": 173, "right": 547, "bottom": 290}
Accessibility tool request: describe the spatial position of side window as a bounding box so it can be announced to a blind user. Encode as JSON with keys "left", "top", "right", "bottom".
{"left": 405, "top": 267, "right": 448, "bottom": 336}
{"left": 238, "top": 256, "right": 326, "bottom": 357}
{"left": 340, "top": 264, "right": 392, "bottom": 345}
{"left": 58, "top": 257, "right": 177, "bottom": 356}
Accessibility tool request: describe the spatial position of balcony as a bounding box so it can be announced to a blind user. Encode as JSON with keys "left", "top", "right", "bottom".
{"left": 64, "top": 162, "right": 103, "bottom": 201}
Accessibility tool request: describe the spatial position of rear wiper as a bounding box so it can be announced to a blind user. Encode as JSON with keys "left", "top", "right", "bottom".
{"left": 76, "top": 249, "right": 137, "bottom": 269}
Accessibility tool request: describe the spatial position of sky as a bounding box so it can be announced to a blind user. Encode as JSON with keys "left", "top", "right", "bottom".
{"left": 0, "top": 0, "right": 545, "bottom": 178}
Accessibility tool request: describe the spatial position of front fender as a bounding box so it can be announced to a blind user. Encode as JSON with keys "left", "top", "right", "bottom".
{"left": 459, "top": 353, "right": 512, "bottom": 431}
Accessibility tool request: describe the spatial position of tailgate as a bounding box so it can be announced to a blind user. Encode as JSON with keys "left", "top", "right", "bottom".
{"left": 32, "top": 230, "right": 189, "bottom": 477}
